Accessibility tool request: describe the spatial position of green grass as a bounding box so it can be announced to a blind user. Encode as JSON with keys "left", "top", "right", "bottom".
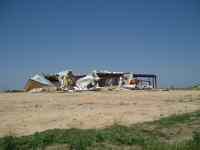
{"left": 191, "top": 85, "right": 200, "bottom": 90}
{"left": 0, "top": 111, "right": 200, "bottom": 150}
{"left": 157, "top": 111, "right": 200, "bottom": 126}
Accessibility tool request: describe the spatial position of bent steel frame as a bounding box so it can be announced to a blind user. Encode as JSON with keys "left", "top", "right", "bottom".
{"left": 133, "top": 74, "right": 158, "bottom": 88}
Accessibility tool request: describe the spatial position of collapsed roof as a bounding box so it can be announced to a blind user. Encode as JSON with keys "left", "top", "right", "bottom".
{"left": 24, "top": 74, "right": 56, "bottom": 92}
{"left": 24, "top": 70, "right": 158, "bottom": 92}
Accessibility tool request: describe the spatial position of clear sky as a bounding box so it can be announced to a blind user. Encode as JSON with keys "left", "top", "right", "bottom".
{"left": 0, "top": 0, "right": 200, "bottom": 90}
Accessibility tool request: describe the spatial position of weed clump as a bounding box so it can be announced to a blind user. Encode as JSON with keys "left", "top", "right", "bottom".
{"left": 0, "top": 136, "right": 16, "bottom": 150}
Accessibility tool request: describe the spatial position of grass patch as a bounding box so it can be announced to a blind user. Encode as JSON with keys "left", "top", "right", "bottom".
{"left": 0, "top": 111, "right": 200, "bottom": 150}
{"left": 157, "top": 111, "right": 200, "bottom": 127}
{"left": 190, "top": 85, "right": 200, "bottom": 90}
{"left": 0, "top": 136, "right": 17, "bottom": 150}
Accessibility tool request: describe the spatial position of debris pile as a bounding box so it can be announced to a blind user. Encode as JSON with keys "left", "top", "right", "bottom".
{"left": 58, "top": 70, "right": 75, "bottom": 91}
{"left": 75, "top": 71, "right": 100, "bottom": 91}
{"left": 24, "top": 70, "right": 158, "bottom": 92}
{"left": 24, "top": 74, "right": 57, "bottom": 92}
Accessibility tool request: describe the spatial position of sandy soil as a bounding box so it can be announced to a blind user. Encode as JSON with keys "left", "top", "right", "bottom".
{"left": 0, "top": 90, "right": 200, "bottom": 137}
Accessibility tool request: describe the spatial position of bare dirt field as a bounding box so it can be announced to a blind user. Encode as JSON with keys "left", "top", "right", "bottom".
{"left": 0, "top": 90, "right": 200, "bottom": 137}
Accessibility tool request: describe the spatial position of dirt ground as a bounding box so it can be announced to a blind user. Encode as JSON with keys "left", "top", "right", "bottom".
{"left": 0, "top": 90, "right": 200, "bottom": 137}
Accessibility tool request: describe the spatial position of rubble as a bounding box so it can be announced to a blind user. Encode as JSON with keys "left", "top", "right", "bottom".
{"left": 24, "top": 70, "right": 158, "bottom": 92}
{"left": 75, "top": 71, "right": 100, "bottom": 91}
{"left": 24, "top": 74, "right": 57, "bottom": 92}
{"left": 57, "top": 70, "right": 75, "bottom": 91}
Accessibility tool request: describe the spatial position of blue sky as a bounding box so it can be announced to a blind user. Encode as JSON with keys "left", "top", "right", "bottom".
{"left": 0, "top": 0, "right": 200, "bottom": 90}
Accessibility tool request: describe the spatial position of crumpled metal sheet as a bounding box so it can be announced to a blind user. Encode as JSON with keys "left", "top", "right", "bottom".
{"left": 31, "top": 74, "right": 54, "bottom": 86}
{"left": 76, "top": 72, "right": 100, "bottom": 90}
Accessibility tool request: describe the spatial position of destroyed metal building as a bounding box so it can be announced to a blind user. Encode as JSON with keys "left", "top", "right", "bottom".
{"left": 24, "top": 70, "right": 158, "bottom": 92}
